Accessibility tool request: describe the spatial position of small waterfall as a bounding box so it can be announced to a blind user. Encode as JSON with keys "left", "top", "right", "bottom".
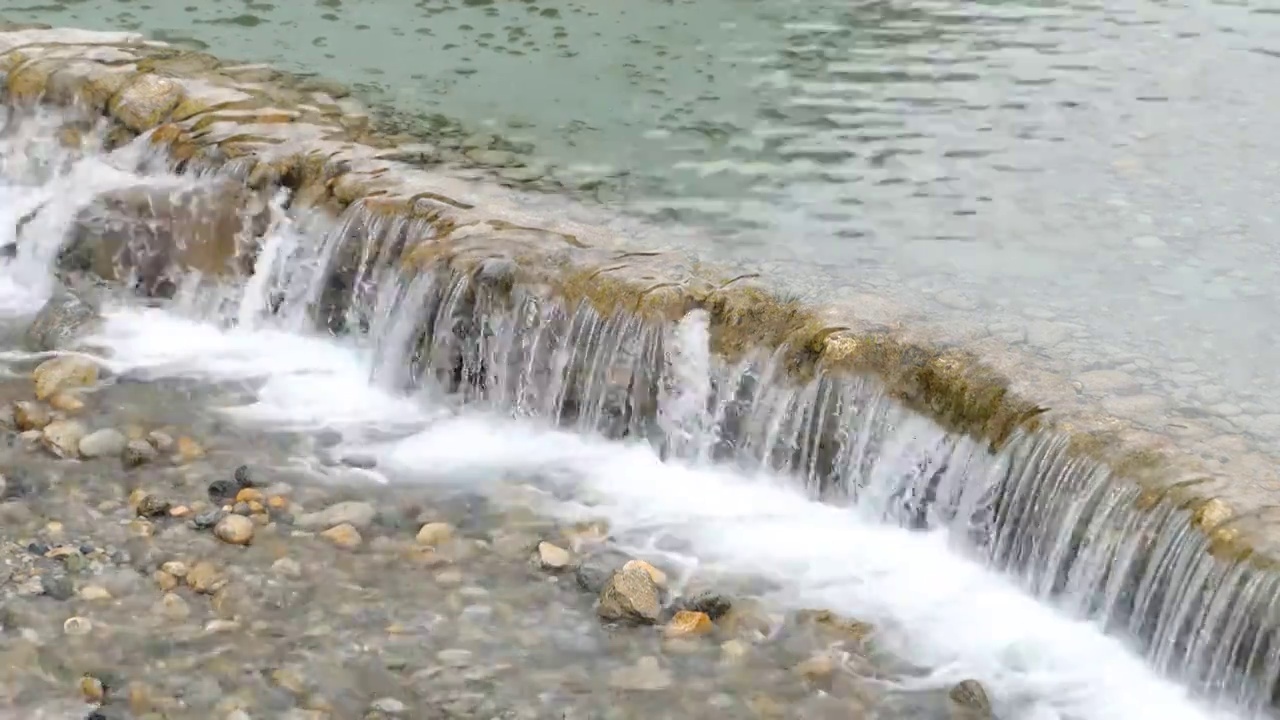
{"left": 3, "top": 95, "right": 1277, "bottom": 716}
{"left": 230, "top": 197, "right": 1280, "bottom": 715}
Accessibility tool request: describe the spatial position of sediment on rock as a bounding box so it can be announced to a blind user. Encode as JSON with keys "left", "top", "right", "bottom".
{"left": 3, "top": 25, "right": 1280, "bottom": 712}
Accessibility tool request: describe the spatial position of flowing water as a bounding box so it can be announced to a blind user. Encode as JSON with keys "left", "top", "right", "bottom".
{"left": 0, "top": 101, "right": 1277, "bottom": 719}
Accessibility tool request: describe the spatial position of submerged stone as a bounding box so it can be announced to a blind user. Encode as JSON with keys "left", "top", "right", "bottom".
{"left": 598, "top": 564, "right": 662, "bottom": 625}
{"left": 32, "top": 355, "right": 98, "bottom": 401}
{"left": 58, "top": 181, "right": 270, "bottom": 297}
{"left": 24, "top": 286, "right": 101, "bottom": 352}
{"left": 947, "top": 679, "right": 993, "bottom": 719}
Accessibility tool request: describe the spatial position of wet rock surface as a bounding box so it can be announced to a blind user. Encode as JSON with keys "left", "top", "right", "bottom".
{"left": 23, "top": 285, "right": 102, "bottom": 352}
{"left": 57, "top": 181, "right": 270, "bottom": 297}
{"left": 0, "top": 336, "right": 978, "bottom": 719}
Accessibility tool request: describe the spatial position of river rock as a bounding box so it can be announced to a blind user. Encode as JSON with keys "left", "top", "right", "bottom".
{"left": 608, "top": 656, "right": 671, "bottom": 691}
{"left": 664, "top": 610, "right": 713, "bottom": 638}
{"left": 78, "top": 427, "right": 128, "bottom": 458}
{"left": 534, "top": 541, "right": 573, "bottom": 571}
{"left": 598, "top": 564, "right": 662, "bottom": 625}
{"left": 123, "top": 438, "right": 158, "bottom": 467}
{"left": 214, "top": 514, "right": 255, "bottom": 545}
{"left": 12, "top": 401, "right": 51, "bottom": 431}
{"left": 23, "top": 286, "right": 101, "bottom": 351}
{"left": 58, "top": 180, "right": 270, "bottom": 297}
{"left": 296, "top": 501, "right": 377, "bottom": 530}
{"left": 32, "top": 355, "right": 98, "bottom": 401}
{"left": 947, "top": 679, "right": 993, "bottom": 719}
{"left": 41, "top": 419, "right": 86, "bottom": 458}
{"left": 321, "top": 522, "right": 363, "bottom": 549}
{"left": 415, "top": 521, "right": 454, "bottom": 546}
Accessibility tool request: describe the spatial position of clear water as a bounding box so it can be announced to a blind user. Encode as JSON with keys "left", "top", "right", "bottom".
{"left": 6, "top": 2, "right": 1280, "bottom": 453}
{"left": 0, "top": 103, "right": 1262, "bottom": 720}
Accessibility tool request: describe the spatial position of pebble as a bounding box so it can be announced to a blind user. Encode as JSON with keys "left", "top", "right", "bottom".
{"left": 535, "top": 541, "right": 573, "bottom": 570}
{"left": 63, "top": 616, "right": 92, "bottom": 635}
{"left": 159, "top": 592, "right": 191, "bottom": 619}
{"left": 296, "top": 501, "right": 377, "bottom": 530}
{"left": 41, "top": 419, "right": 86, "bottom": 458}
{"left": 214, "top": 514, "right": 255, "bottom": 545}
{"left": 948, "top": 679, "right": 994, "bottom": 719}
{"left": 622, "top": 559, "right": 667, "bottom": 588}
{"left": 78, "top": 427, "right": 128, "bottom": 458}
{"left": 48, "top": 390, "right": 84, "bottom": 412}
{"left": 608, "top": 656, "right": 671, "bottom": 691}
{"left": 415, "top": 521, "right": 454, "bottom": 546}
{"left": 186, "top": 561, "right": 226, "bottom": 594}
{"left": 174, "top": 436, "right": 205, "bottom": 463}
{"left": 32, "top": 355, "right": 98, "bottom": 400}
{"left": 42, "top": 573, "right": 74, "bottom": 600}
{"left": 147, "top": 430, "right": 175, "bottom": 452}
{"left": 123, "top": 439, "right": 158, "bottom": 467}
{"left": 598, "top": 564, "right": 662, "bottom": 625}
{"left": 370, "top": 697, "right": 407, "bottom": 714}
{"left": 136, "top": 494, "right": 172, "bottom": 518}
{"left": 320, "top": 522, "right": 363, "bottom": 549}
{"left": 664, "top": 610, "right": 714, "bottom": 638}
{"left": 79, "top": 584, "right": 112, "bottom": 601}
{"left": 12, "top": 401, "right": 51, "bottom": 431}
{"left": 271, "top": 557, "right": 302, "bottom": 578}
{"left": 190, "top": 509, "right": 224, "bottom": 530}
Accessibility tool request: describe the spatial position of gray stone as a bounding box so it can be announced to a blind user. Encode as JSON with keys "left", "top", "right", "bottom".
{"left": 295, "top": 501, "right": 377, "bottom": 530}
{"left": 24, "top": 286, "right": 101, "bottom": 351}
{"left": 123, "top": 439, "right": 158, "bottom": 467}
{"left": 78, "top": 428, "right": 128, "bottom": 458}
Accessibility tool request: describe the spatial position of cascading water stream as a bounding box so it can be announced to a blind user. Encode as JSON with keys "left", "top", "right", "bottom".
{"left": 0, "top": 104, "right": 1272, "bottom": 720}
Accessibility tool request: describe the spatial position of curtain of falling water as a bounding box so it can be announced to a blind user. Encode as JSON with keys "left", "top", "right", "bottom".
{"left": 259, "top": 199, "right": 1280, "bottom": 715}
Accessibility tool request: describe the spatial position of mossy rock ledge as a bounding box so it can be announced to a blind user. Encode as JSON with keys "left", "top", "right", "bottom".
{"left": 2, "top": 24, "right": 1277, "bottom": 571}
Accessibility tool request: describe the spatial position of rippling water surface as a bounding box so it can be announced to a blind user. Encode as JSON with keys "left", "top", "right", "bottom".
{"left": 6, "top": 4, "right": 1280, "bottom": 458}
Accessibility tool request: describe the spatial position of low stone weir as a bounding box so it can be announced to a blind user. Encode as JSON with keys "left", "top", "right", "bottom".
{"left": 3, "top": 22, "right": 1280, "bottom": 714}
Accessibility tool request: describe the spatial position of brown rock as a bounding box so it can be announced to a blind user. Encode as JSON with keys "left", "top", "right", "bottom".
{"left": 214, "top": 514, "right": 255, "bottom": 545}
{"left": 415, "top": 522, "right": 453, "bottom": 547}
{"left": 123, "top": 439, "right": 158, "bottom": 467}
{"left": 78, "top": 585, "right": 112, "bottom": 601}
{"left": 109, "top": 74, "right": 184, "bottom": 131}
{"left": 154, "top": 570, "right": 179, "bottom": 591}
{"left": 795, "top": 653, "right": 836, "bottom": 684}
{"left": 32, "top": 355, "right": 98, "bottom": 400}
{"left": 41, "top": 419, "right": 86, "bottom": 458}
{"left": 186, "top": 561, "right": 226, "bottom": 594}
{"left": 235, "top": 487, "right": 264, "bottom": 503}
{"left": 321, "top": 523, "right": 362, "bottom": 549}
{"left": 598, "top": 564, "right": 662, "bottom": 625}
{"left": 79, "top": 675, "right": 105, "bottom": 703}
{"left": 135, "top": 494, "right": 172, "bottom": 518}
{"left": 664, "top": 610, "right": 713, "bottom": 638}
{"left": 60, "top": 181, "right": 268, "bottom": 297}
{"left": 622, "top": 559, "right": 667, "bottom": 588}
{"left": 175, "top": 436, "right": 205, "bottom": 463}
{"left": 12, "top": 400, "right": 50, "bottom": 431}
{"left": 48, "top": 390, "right": 85, "bottom": 413}
{"left": 535, "top": 541, "right": 573, "bottom": 570}
{"left": 948, "top": 679, "right": 993, "bottom": 719}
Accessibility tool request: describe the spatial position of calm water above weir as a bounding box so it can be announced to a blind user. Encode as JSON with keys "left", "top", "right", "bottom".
{"left": 8, "top": 0, "right": 1280, "bottom": 460}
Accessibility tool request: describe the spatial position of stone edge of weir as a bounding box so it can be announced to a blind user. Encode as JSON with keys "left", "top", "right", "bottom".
{"left": 1, "top": 23, "right": 1275, "bottom": 565}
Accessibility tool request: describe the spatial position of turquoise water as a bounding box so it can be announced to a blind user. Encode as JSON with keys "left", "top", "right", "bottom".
{"left": 7, "top": 1, "right": 1280, "bottom": 459}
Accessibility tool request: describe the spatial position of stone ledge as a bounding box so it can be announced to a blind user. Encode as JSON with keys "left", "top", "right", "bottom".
{"left": 1, "top": 24, "right": 1275, "bottom": 562}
